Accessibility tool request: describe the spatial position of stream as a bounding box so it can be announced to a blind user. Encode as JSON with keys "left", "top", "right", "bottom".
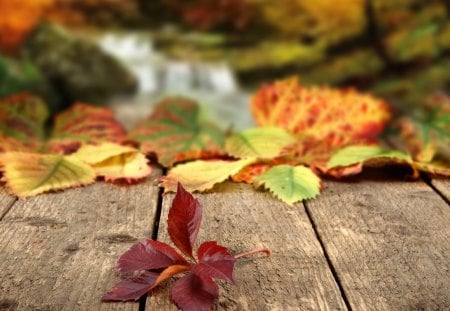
{"left": 97, "top": 33, "right": 254, "bottom": 130}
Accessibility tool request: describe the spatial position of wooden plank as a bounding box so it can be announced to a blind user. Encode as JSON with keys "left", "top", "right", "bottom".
{"left": 146, "top": 182, "right": 347, "bottom": 311}
{"left": 0, "top": 168, "right": 161, "bottom": 311}
{"left": 430, "top": 178, "right": 450, "bottom": 202}
{"left": 0, "top": 185, "right": 17, "bottom": 219}
{"left": 306, "top": 178, "right": 450, "bottom": 310}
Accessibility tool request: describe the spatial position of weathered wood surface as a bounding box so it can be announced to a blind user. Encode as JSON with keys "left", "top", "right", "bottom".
{"left": 0, "top": 186, "right": 16, "bottom": 220}
{"left": 0, "top": 168, "right": 160, "bottom": 311}
{"left": 146, "top": 182, "right": 348, "bottom": 311}
{"left": 430, "top": 178, "right": 450, "bottom": 202}
{"left": 306, "top": 177, "right": 450, "bottom": 310}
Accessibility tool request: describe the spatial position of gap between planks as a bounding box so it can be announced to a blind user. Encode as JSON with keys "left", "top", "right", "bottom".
{"left": 0, "top": 168, "right": 161, "bottom": 311}
{"left": 146, "top": 182, "right": 348, "bottom": 311}
{"left": 306, "top": 175, "right": 450, "bottom": 310}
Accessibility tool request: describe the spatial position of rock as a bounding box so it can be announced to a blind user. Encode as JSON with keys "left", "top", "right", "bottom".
{"left": 22, "top": 22, "right": 137, "bottom": 110}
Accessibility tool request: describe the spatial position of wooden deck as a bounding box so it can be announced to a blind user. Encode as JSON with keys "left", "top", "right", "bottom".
{"left": 0, "top": 168, "right": 449, "bottom": 310}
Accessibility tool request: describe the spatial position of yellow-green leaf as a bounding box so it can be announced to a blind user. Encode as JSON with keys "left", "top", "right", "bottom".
{"left": 327, "top": 145, "right": 412, "bottom": 169}
{"left": 0, "top": 152, "right": 95, "bottom": 197}
{"left": 254, "top": 165, "right": 321, "bottom": 205}
{"left": 225, "top": 127, "right": 296, "bottom": 159}
{"left": 160, "top": 158, "right": 256, "bottom": 192}
{"left": 73, "top": 143, "right": 152, "bottom": 182}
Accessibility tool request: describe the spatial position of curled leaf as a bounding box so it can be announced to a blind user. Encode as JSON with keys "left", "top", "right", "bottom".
{"left": 225, "top": 127, "right": 296, "bottom": 159}
{"left": 254, "top": 164, "right": 321, "bottom": 205}
{"left": 130, "top": 97, "right": 225, "bottom": 167}
{"left": 160, "top": 158, "right": 256, "bottom": 192}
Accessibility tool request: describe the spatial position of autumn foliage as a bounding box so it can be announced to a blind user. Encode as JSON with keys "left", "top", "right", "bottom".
{"left": 0, "top": 0, "right": 54, "bottom": 53}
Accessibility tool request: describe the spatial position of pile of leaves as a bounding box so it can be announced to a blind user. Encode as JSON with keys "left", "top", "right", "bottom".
{"left": 0, "top": 78, "right": 448, "bottom": 203}
{"left": 102, "top": 183, "right": 269, "bottom": 310}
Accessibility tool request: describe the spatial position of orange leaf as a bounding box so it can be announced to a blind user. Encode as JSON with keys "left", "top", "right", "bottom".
{"left": 251, "top": 77, "right": 391, "bottom": 146}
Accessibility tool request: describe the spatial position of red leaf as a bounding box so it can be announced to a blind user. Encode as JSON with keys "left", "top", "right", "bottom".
{"left": 116, "top": 239, "right": 189, "bottom": 274}
{"left": 102, "top": 271, "right": 158, "bottom": 302}
{"left": 170, "top": 272, "right": 219, "bottom": 311}
{"left": 195, "top": 241, "right": 236, "bottom": 283}
{"left": 168, "top": 183, "right": 202, "bottom": 259}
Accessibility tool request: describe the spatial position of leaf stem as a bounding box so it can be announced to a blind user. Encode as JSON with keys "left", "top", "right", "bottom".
{"left": 234, "top": 248, "right": 271, "bottom": 260}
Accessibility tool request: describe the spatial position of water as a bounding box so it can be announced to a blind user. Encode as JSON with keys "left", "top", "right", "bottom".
{"left": 97, "top": 32, "right": 253, "bottom": 130}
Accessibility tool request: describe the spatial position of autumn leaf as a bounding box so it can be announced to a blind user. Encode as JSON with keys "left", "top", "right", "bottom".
{"left": 395, "top": 94, "right": 450, "bottom": 176}
{"left": 0, "top": 152, "right": 95, "bottom": 197}
{"left": 225, "top": 127, "right": 296, "bottom": 159}
{"left": 46, "top": 103, "right": 128, "bottom": 154}
{"left": 130, "top": 97, "right": 225, "bottom": 167}
{"left": 326, "top": 145, "right": 413, "bottom": 177}
{"left": 254, "top": 165, "right": 321, "bottom": 205}
{"left": 0, "top": 93, "right": 49, "bottom": 152}
{"left": 72, "top": 143, "right": 151, "bottom": 183}
{"left": 251, "top": 78, "right": 391, "bottom": 145}
{"left": 160, "top": 158, "right": 256, "bottom": 192}
{"left": 103, "top": 184, "right": 269, "bottom": 310}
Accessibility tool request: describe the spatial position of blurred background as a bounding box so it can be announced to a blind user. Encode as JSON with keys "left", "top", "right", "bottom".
{"left": 1, "top": 0, "right": 449, "bottom": 129}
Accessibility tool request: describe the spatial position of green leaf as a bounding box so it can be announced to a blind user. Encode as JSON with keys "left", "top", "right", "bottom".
{"left": 225, "top": 127, "right": 296, "bottom": 159}
{"left": 327, "top": 145, "right": 412, "bottom": 169}
{"left": 254, "top": 165, "right": 321, "bottom": 205}
{"left": 130, "top": 97, "right": 225, "bottom": 167}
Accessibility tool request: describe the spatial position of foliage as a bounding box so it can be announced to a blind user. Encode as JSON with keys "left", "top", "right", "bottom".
{"left": 103, "top": 183, "right": 270, "bottom": 310}
{"left": 0, "top": 94, "right": 151, "bottom": 196}
{"left": 0, "top": 0, "right": 54, "bottom": 53}
{"left": 130, "top": 97, "right": 225, "bottom": 167}
{"left": 254, "top": 165, "right": 321, "bottom": 205}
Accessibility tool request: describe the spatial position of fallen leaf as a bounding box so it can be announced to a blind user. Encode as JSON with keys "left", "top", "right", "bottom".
{"left": 168, "top": 183, "right": 202, "bottom": 259}
{"left": 73, "top": 143, "right": 151, "bottom": 183}
{"left": 130, "top": 97, "right": 225, "bottom": 167}
{"left": 160, "top": 158, "right": 256, "bottom": 192}
{"left": 251, "top": 78, "right": 391, "bottom": 145}
{"left": 104, "top": 183, "right": 270, "bottom": 311}
{"left": 327, "top": 145, "right": 412, "bottom": 176}
{"left": 225, "top": 127, "right": 296, "bottom": 159}
{"left": 0, "top": 152, "right": 95, "bottom": 197}
{"left": 254, "top": 164, "right": 321, "bottom": 205}
{"left": 47, "top": 103, "right": 128, "bottom": 154}
{"left": 0, "top": 93, "right": 49, "bottom": 152}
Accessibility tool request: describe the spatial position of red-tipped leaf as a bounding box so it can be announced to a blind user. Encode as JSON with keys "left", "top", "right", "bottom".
{"left": 168, "top": 183, "right": 202, "bottom": 259}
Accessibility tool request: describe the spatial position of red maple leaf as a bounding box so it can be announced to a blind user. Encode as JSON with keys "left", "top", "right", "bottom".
{"left": 102, "top": 183, "right": 269, "bottom": 311}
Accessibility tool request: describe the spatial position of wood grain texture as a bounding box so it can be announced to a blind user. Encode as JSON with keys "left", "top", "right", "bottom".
{"left": 0, "top": 169, "right": 160, "bottom": 311}
{"left": 146, "top": 182, "right": 347, "bottom": 311}
{"left": 0, "top": 185, "right": 17, "bottom": 220}
{"left": 430, "top": 178, "right": 450, "bottom": 202}
{"left": 307, "top": 178, "right": 450, "bottom": 310}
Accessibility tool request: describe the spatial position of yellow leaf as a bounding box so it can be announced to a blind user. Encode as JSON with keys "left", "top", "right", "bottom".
{"left": 225, "top": 127, "right": 296, "bottom": 159}
{"left": 93, "top": 152, "right": 152, "bottom": 183}
{"left": 160, "top": 158, "right": 256, "bottom": 192}
{"left": 73, "top": 143, "right": 152, "bottom": 182}
{"left": 73, "top": 142, "right": 137, "bottom": 165}
{"left": 0, "top": 152, "right": 95, "bottom": 197}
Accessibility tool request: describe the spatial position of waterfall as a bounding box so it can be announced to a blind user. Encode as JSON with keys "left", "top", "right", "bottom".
{"left": 97, "top": 32, "right": 253, "bottom": 130}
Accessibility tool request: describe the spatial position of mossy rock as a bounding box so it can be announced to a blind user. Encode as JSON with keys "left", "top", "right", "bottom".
{"left": 22, "top": 22, "right": 137, "bottom": 108}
